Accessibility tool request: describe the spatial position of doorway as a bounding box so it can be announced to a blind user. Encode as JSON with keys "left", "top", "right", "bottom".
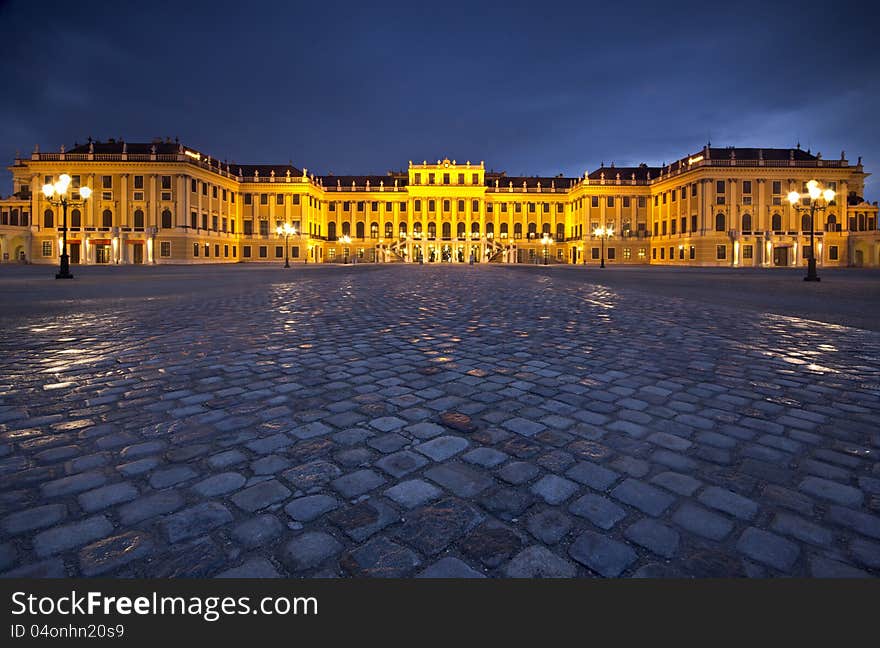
{"left": 95, "top": 245, "right": 111, "bottom": 264}
{"left": 69, "top": 243, "right": 80, "bottom": 264}
{"left": 773, "top": 247, "right": 789, "bottom": 267}
{"left": 132, "top": 244, "right": 144, "bottom": 264}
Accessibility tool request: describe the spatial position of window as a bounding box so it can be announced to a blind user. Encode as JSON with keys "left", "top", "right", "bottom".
{"left": 293, "top": 195, "right": 301, "bottom": 205}
{"left": 652, "top": 248, "right": 657, "bottom": 259}
{"left": 102, "top": 176, "right": 112, "bottom": 189}
{"left": 291, "top": 246, "right": 300, "bottom": 258}
{"left": 623, "top": 247, "right": 631, "bottom": 260}
{"left": 681, "top": 216, "right": 687, "bottom": 233}
{"left": 161, "top": 175, "right": 172, "bottom": 190}
{"left": 243, "top": 246, "right": 252, "bottom": 258}
{"left": 260, "top": 193, "right": 268, "bottom": 205}
{"left": 191, "top": 179, "right": 198, "bottom": 192}
{"left": 329, "top": 202, "right": 336, "bottom": 212}
{"left": 591, "top": 247, "right": 600, "bottom": 260}
{"left": 741, "top": 213, "right": 752, "bottom": 232}
{"left": 205, "top": 243, "right": 210, "bottom": 257}
{"left": 275, "top": 246, "right": 284, "bottom": 258}
{"left": 591, "top": 196, "right": 599, "bottom": 208}
{"left": 43, "top": 209, "right": 54, "bottom": 228}
{"left": 623, "top": 197, "right": 630, "bottom": 208}
{"left": 259, "top": 246, "right": 267, "bottom": 258}
{"left": 160, "top": 241, "right": 171, "bottom": 257}
{"left": 42, "top": 241, "right": 53, "bottom": 257}
{"left": 276, "top": 194, "right": 284, "bottom": 205}
{"left": 472, "top": 200, "right": 479, "bottom": 212}
{"left": 689, "top": 245, "right": 695, "bottom": 260}
{"left": 70, "top": 209, "right": 81, "bottom": 228}
{"left": 103, "top": 210, "right": 113, "bottom": 228}
{"left": 371, "top": 222, "right": 379, "bottom": 238}
{"left": 678, "top": 246, "right": 684, "bottom": 260}
{"left": 443, "top": 173, "right": 449, "bottom": 185}
{"left": 457, "top": 200, "right": 465, "bottom": 212}
{"left": 133, "top": 209, "right": 145, "bottom": 229}
{"left": 201, "top": 213, "right": 208, "bottom": 230}
{"left": 472, "top": 173, "right": 479, "bottom": 184}
{"left": 743, "top": 245, "right": 753, "bottom": 259}
{"left": 662, "top": 221, "right": 667, "bottom": 235}
{"left": 134, "top": 175, "right": 144, "bottom": 189}
{"left": 716, "top": 245, "right": 727, "bottom": 260}
{"left": 428, "top": 200, "right": 435, "bottom": 212}
{"left": 772, "top": 181, "right": 781, "bottom": 195}
{"left": 244, "top": 194, "right": 252, "bottom": 205}
{"left": 413, "top": 173, "right": 421, "bottom": 185}
{"left": 742, "top": 181, "right": 752, "bottom": 194}
{"left": 801, "top": 213, "right": 811, "bottom": 232}
{"left": 829, "top": 245, "right": 839, "bottom": 261}
{"left": 715, "top": 213, "right": 726, "bottom": 231}
{"left": 212, "top": 215, "right": 218, "bottom": 231}
{"left": 826, "top": 214, "right": 838, "bottom": 232}
{"left": 385, "top": 222, "right": 393, "bottom": 237}
{"left": 414, "top": 200, "right": 421, "bottom": 212}
{"left": 607, "top": 248, "right": 616, "bottom": 260}
{"left": 691, "top": 215, "right": 698, "bottom": 232}
{"left": 357, "top": 201, "right": 364, "bottom": 212}
{"left": 428, "top": 173, "right": 435, "bottom": 185}
{"left": 443, "top": 200, "right": 450, "bottom": 212}
{"left": 670, "top": 220, "right": 676, "bottom": 235}
{"left": 224, "top": 245, "right": 229, "bottom": 257}
{"left": 639, "top": 197, "right": 646, "bottom": 207}
{"left": 400, "top": 202, "right": 406, "bottom": 212}
{"left": 716, "top": 180, "right": 725, "bottom": 194}
{"left": 772, "top": 213, "right": 782, "bottom": 231}
{"left": 193, "top": 243, "right": 199, "bottom": 257}
{"left": 202, "top": 183, "right": 208, "bottom": 196}
{"left": 244, "top": 220, "right": 253, "bottom": 235}
{"left": 515, "top": 203, "right": 521, "bottom": 213}
{"left": 802, "top": 245, "right": 812, "bottom": 259}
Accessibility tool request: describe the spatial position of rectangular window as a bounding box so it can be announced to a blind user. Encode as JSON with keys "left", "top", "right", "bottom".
{"left": 244, "top": 220, "right": 253, "bottom": 235}
{"left": 202, "top": 183, "right": 207, "bottom": 196}
{"left": 134, "top": 175, "right": 144, "bottom": 189}
{"left": 413, "top": 173, "right": 421, "bottom": 185}
{"left": 160, "top": 241, "right": 171, "bottom": 257}
{"left": 102, "top": 175, "right": 112, "bottom": 189}
{"left": 515, "top": 203, "right": 521, "bottom": 213}
{"left": 742, "top": 181, "right": 752, "bottom": 194}
{"left": 222, "top": 189, "right": 227, "bottom": 201}
{"left": 224, "top": 245, "right": 229, "bottom": 257}
{"left": 212, "top": 215, "right": 218, "bottom": 231}
{"left": 662, "top": 221, "right": 667, "bottom": 235}
{"left": 275, "top": 246, "right": 284, "bottom": 258}
{"left": 691, "top": 215, "right": 698, "bottom": 232}
{"left": 639, "top": 197, "right": 646, "bottom": 207}
{"left": 670, "top": 220, "right": 677, "bottom": 235}
{"left": 191, "top": 179, "right": 197, "bottom": 192}
{"left": 259, "top": 246, "right": 267, "bottom": 258}
{"left": 679, "top": 246, "right": 685, "bottom": 260}
{"left": 591, "top": 247, "right": 599, "bottom": 259}
{"left": 212, "top": 186, "right": 217, "bottom": 199}
{"left": 802, "top": 245, "right": 812, "bottom": 259}
{"left": 662, "top": 193, "right": 667, "bottom": 204}
{"left": 276, "top": 194, "right": 284, "bottom": 205}
{"left": 329, "top": 202, "right": 336, "bottom": 212}
{"left": 652, "top": 248, "right": 657, "bottom": 259}
{"left": 428, "top": 173, "right": 435, "bottom": 185}
{"left": 501, "top": 203, "right": 507, "bottom": 213}
{"left": 357, "top": 201, "right": 365, "bottom": 212}
{"left": 829, "top": 245, "right": 839, "bottom": 260}
{"left": 689, "top": 245, "right": 695, "bottom": 260}
{"left": 243, "top": 246, "right": 252, "bottom": 258}
{"left": 293, "top": 194, "right": 301, "bottom": 205}
{"left": 201, "top": 214, "right": 208, "bottom": 230}
{"left": 190, "top": 212, "right": 198, "bottom": 229}
{"left": 214, "top": 244, "right": 219, "bottom": 257}
{"left": 193, "top": 243, "right": 199, "bottom": 257}
{"left": 428, "top": 200, "right": 435, "bottom": 212}
{"left": 623, "top": 247, "right": 631, "bottom": 259}
{"left": 660, "top": 247, "right": 665, "bottom": 259}
{"left": 259, "top": 220, "right": 269, "bottom": 236}
{"left": 716, "top": 245, "right": 727, "bottom": 260}
{"left": 623, "top": 197, "right": 630, "bottom": 208}
{"left": 607, "top": 247, "right": 616, "bottom": 260}
{"left": 292, "top": 246, "right": 300, "bottom": 258}
{"left": 528, "top": 203, "right": 535, "bottom": 213}
{"left": 400, "top": 202, "right": 406, "bottom": 212}
{"left": 260, "top": 193, "right": 268, "bottom": 205}
{"left": 443, "top": 173, "right": 450, "bottom": 185}
{"left": 161, "top": 192, "right": 172, "bottom": 201}
{"left": 772, "top": 181, "right": 782, "bottom": 194}
{"left": 591, "top": 196, "right": 599, "bottom": 208}
{"left": 133, "top": 191, "right": 144, "bottom": 201}
{"left": 443, "top": 200, "right": 450, "bottom": 212}
{"left": 716, "top": 180, "right": 725, "bottom": 194}
{"left": 42, "top": 241, "right": 52, "bottom": 257}
{"left": 743, "top": 245, "right": 753, "bottom": 259}
{"left": 343, "top": 202, "right": 350, "bottom": 212}
{"left": 457, "top": 173, "right": 464, "bottom": 184}
{"left": 472, "top": 173, "right": 479, "bottom": 184}
{"left": 472, "top": 200, "right": 479, "bottom": 212}
{"left": 681, "top": 217, "right": 687, "bottom": 233}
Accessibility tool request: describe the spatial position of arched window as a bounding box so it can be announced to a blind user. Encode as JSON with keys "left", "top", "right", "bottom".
{"left": 341, "top": 221, "right": 350, "bottom": 236}
{"left": 327, "top": 222, "right": 337, "bottom": 239}
{"left": 801, "top": 213, "right": 811, "bottom": 232}
{"left": 457, "top": 222, "right": 465, "bottom": 238}
{"left": 161, "top": 209, "right": 172, "bottom": 229}
{"left": 385, "top": 222, "right": 393, "bottom": 238}
{"left": 826, "top": 214, "right": 837, "bottom": 232}
{"left": 370, "top": 221, "right": 378, "bottom": 238}
{"left": 442, "top": 222, "right": 451, "bottom": 238}
{"left": 771, "top": 213, "right": 782, "bottom": 231}
{"left": 398, "top": 222, "right": 407, "bottom": 237}
{"left": 43, "top": 209, "right": 54, "bottom": 228}
{"left": 556, "top": 223, "right": 565, "bottom": 241}
{"left": 102, "top": 209, "right": 113, "bottom": 228}
{"left": 427, "top": 222, "right": 436, "bottom": 238}
{"left": 356, "top": 222, "right": 365, "bottom": 239}
{"left": 514, "top": 223, "right": 523, "bottom": 239}
{"left": 471, "top": 222, "right": 480, "bottom": 237}
{"left": 499, "top": 222, "right": 507, "bottom": 238}
{"left": 741, "top": 213, "right": 752, "bottom": 232}
{"left": 134, "top": 209, "right": 145, "bottom": 229}
{"left": 528, "top": 222, "right": 537, "bottom": 238}
{"left": 542, "top": 222, "right": 551, "bottom": 235}
{"left": 486, "top": 222, "right": 494, "bottom": 237}
{"left": 715, "top": 212, "right": 725, "bottom": 231}
{"left": 70, "top": 209, "right": 82, "bottom": 228}
{"left": 413, "top": 222, "right": 422, "bottom": 236}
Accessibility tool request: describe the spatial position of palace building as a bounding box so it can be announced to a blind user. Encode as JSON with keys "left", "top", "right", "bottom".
{"left": 1, "top": 138, "right": 878, "bottom": 267}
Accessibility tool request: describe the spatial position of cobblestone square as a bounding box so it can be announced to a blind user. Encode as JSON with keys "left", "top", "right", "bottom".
{"left": 1, "top": 264, "right": 879, "bottom": 578}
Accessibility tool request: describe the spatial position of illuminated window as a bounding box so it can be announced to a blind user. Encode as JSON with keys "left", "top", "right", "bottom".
{"left": 160, "top": 242, "right": 171, "bottom": 257}
{"left": 42, "top": 241, "right": 52, "bottom": 257}
{"left": 716, "top": 245, "right": 727, "bottom": 260}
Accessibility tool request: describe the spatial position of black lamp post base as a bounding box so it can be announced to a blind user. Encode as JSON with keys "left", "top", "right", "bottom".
{"left": 804, "top": 259, "right": 820, "bottom": 282}
{"left": 804, "top": 276, "right": 821, "bottom": 282}
{"left": 55, "top": 272, "right": 74, "bottom": 279}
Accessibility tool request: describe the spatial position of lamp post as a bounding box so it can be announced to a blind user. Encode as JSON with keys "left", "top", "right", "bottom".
{"left": 540, "top": 234, "right": 553, "bottom": 265}
{"left": 338, "top": 234, "right": 351, "bottom": 264}
{"left": 594, "top": 225, "right": 613, "bottom": 268}
{"left": 787, "top": 180, "right": 835, "bottom": 282}
{"left": 275, "top": 222, "right": 296, "bottom": 268}
{"left": 42, "top": 174, "right": 92, "bottom": 279}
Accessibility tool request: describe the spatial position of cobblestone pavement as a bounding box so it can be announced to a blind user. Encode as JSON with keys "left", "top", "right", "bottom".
{"left": 1, "top": 265, "right": 879, "bottom": 578}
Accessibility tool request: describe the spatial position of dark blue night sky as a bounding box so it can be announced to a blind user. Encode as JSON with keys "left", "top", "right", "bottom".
{"left": 2, "top": 0, "right": 878, "bottom": 199}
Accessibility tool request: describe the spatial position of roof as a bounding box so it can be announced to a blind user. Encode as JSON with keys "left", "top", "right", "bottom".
{"left": 67, "top": 139, "right": 181, "bottom": 155}
{"left": 318, "top": 174, "right": 408, "bottom": 188}
{"left": 704, "top": 147, "right": 818, "bottom": 161}
{"left": 588, "top": 164, "right": 661, "bottom": 181}
{"left": 485, "top": 173, "right": 578, "bottom": 188}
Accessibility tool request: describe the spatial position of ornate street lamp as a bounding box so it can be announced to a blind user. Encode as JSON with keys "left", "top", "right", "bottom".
{"left": 594, "top": 225, "right": 614, "bottom": 268}
{"left": 787, "top": 180, "right": 835, "bottom": 282}
{"left": 338, "top": 234, "right": 351, "bottom": 264}
{"left": 42, "top": 174, "right": 92, "bottom": 279}
{"left": 541, "top": 234, "right": 553, "bottom": 265}
{"left": 275, "top": 222, "right": 296, "bottom": 268}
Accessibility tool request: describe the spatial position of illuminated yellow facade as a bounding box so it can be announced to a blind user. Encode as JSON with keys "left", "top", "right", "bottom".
{"left": 2, "top": 139, "right": 878, "bottom": 267}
